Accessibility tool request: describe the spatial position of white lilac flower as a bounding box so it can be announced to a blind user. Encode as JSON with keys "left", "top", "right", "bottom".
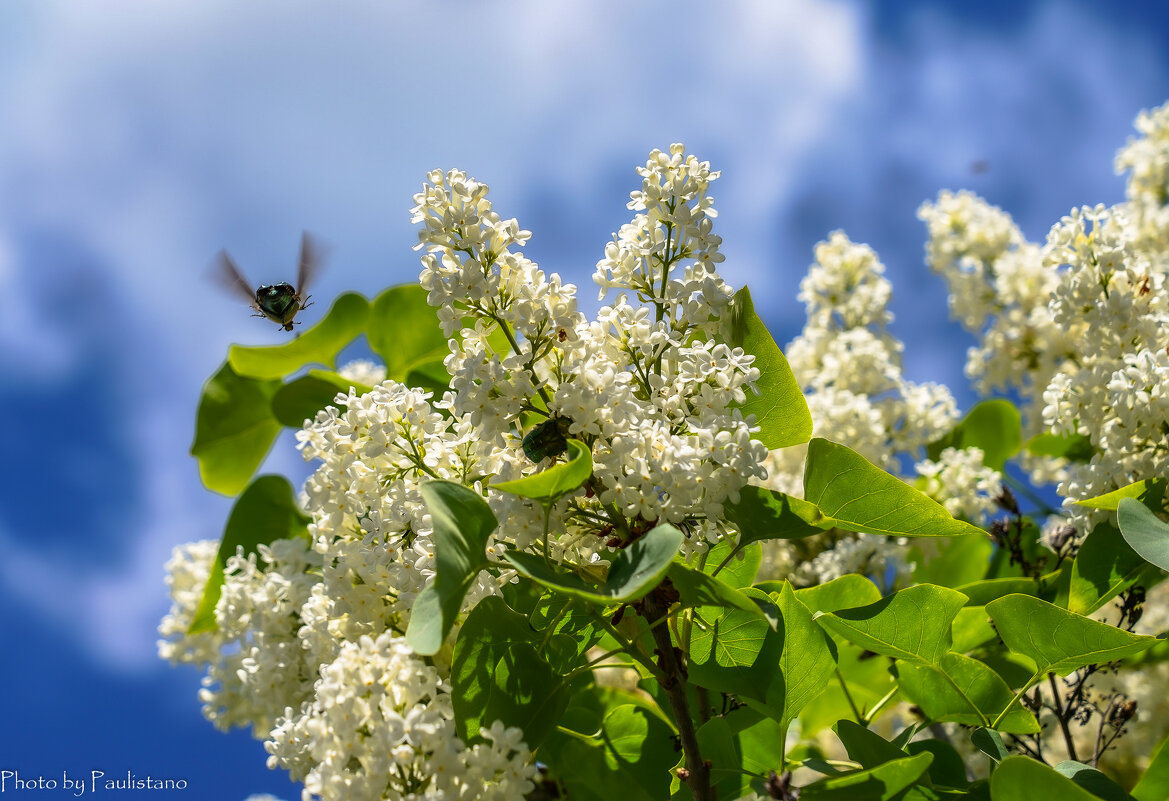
{"left": 594, "top": 144, "right": 733, "bottom": 336}
{"left": 265, "top": 634, "right": 536, "bottom": 801}
{"left": 914, "top": 446, "right": 1002, "bottom": 525}
{"left": 917, "top": 191, "right": 1070, "bottom": 437}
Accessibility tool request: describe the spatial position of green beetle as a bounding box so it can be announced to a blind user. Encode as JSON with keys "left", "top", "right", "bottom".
{"left": 522, "top": 416, "right": 573, "bottom": 463}
{"left": 215, "top": 232, "right": 321, "bottom": 331}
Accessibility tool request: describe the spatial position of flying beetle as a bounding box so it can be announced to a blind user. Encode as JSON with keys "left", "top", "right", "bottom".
{"left": 215, "top": 231, "right": 321, "bottom": 331}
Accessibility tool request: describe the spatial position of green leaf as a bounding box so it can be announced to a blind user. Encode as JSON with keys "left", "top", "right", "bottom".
{"left": 529, "top": 594, "right": 604, "bottom": 673}
{"left": 1026, "top": 431, "right": 1095, "bottom": 463}
{"left": 905, "top": 739, "right": 968, "bottom": 788}
{"left": 951, "top": 606, "right": 997, "bottom": 653}
{"left": 270, "top": 369, "right": 374, "bottom": 427}
{"left": 911, "top": 534, "right": 993, "bottom": 588}
{"left": 895, "top": 652, "right": 1039, "bottom": 734}
{"left": 804, "top": 439, "right": 987, "bottom": 538}
{"left": 190, "top": 362, "right": 283, "bottom": 496}
{"left": 404, "top": 358, "right": 451, "bottom": 395}
{"left": 601, "top": 704, "right": 678, "bottom": 799}
{"left": 953, "top": 576, "right": 1051, "bottom": 607}
{"left": 1076, "top": 478, "right": 1166, "bottom": 511}
{"left": 366, "top": 284, "right": 450, "bottom": 380}
{"left": 985, "top": 593, "right": 1158, "bottom": 677}
{"left": 720, "top": 286, "right": 812, "bottom": 449}
{"left": 688, "top": 587, "right": 778, "bottom": 698}
{"left": 800, "top": 640, "right": 897, "bottom": 736}
{"left": 667, "top": 562, "right": 774, "bottom": 625}
{"left": 989, "top": 756, "right": 1099, "bottom": 801}
{"left": 1133, "top": 729, "right": 1169, "bottom": 801}
{"left": 927, "top": 399, "right": 1022, "bottom": 471}
{"left": 766, "top": 583, "right": 837, "bottom": 742}
{"left": 1117, "top": 497, "right": 1169, "bottom": 572}
{"left": 541, "top": 729, "right": 656, "bottom": 801}
{"left": 1053, "top": 761, "right": 1136, "bottom": 801}
{"left": 449, "top": 596, "right": 565, "bottom": 748}
{"left": 187, "top": 475, "right": 310, "bottom": 633}
{"left": 504, "top": 524, "right": 682, "bottom": 605}
{"left": 491, "top": 439, "right": 592, "bottom": 507}
{"left": 813, "top": 584, "right": 969, "bottom": 666}
{"left": 1068, "top": 520, "right": 1159, "bottom": 615}
{"left": 970, "top": 727, "right": 1008, "bottom": 762}
{"left": 726, "top": 484, "right": 826, "bottom": 545}
{"left": 704, "top": 537, "right": 761, "bottom": 588}
{"left": 800, "top": 752, "right": 934, "bottom": 800}
{"left": 405, "top": 481, "right": 499, "bottom": 655}
{"left": 834, "top": 720, "right": 907, "bottom": 769}
{"left": 792, "top": 574, "right": 882, "bottom": 615}
{"left": 228, "top": 292, "right": 370, "bottom": 379}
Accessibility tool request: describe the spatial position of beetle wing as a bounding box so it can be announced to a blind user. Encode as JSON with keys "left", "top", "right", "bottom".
{"left": 213, "top": 250, "right": 259, "bottom": 308}
{"left": 296, "top": 231, "right": 324, "bottom": 296}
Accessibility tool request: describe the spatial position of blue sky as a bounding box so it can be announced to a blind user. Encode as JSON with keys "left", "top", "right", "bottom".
{"left": 2, "top": 2, "right": 1168, "bottom": 798}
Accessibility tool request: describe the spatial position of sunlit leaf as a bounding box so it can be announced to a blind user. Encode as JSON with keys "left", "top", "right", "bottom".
{"left": 704, "top": 537, "right": 762, "bottom": 588}
{"left": 720, "top": 286, "right": 812, "bottom": 449}
{"left": 985, "top": 593, "right": 1158, "bottom": 677}
{"left": 491, "top": 439, "right": 592, "bottom": 507}
{"left": 191, "top": 361, "right": 282, "bottom": 495}
{"left": 769, "top": 583, "right": 837, "bottom": 742}
{"left": 1133, "top": 729, "right": 1169, "bottom": 801}
{"left": 688, "top": 587, "right": 778, "bottom": 697}
{"left": 270, "top": 369, "right": 373, "bottom": 427}
{"left": 726, "top": 484, "right": 826, "bottom": 546}
{"left": 667, "top": 563, "right": 774, "bottom": 625}
{"left": 1053, "top": 761, "right": 1136, "bottom": 801}
{"left": 366, "top": 284, "right": 450, "bottom": 380}
{"left": 449, "top": 596, "right": 566, "bottom": 747}
{"left": 1076, "top": 478, "right": 1166, "bottom": 511}
{"left": 228, "top": 292, "right": 370, "bottom": 379}
{"left": 895, "top": 652, "right": 1039, "bottom": 734}
{"left": 1026, "top": 431, "right": 1095, "bottom": 463}
{"left": 799, "top": 752, "right": 933, "bottom": 800}
{"left": 804, "top": 439, "right": 987, "bottom": 538}
{"left": 813, "top": 584, "right": 968, "bottom": 666}
{"left": 989, "top": 756, "right": 1098, "bottom": 801}
{"left": 1068, "top": 519, "right": 1160, "bottom": 615}
{"left": 792, "top": 574, "right": 883, "bottom": 615}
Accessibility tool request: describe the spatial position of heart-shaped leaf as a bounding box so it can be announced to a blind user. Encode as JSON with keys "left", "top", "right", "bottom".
{"left": 229, "top": 291, "right": 370, "bottom": 379}
{"left": 191, "top": 362, "right": 282, "bottom": 495}
{"left": 986, "top": 593, "right": 1158, "bottom": 677}
{"left": 491, "top": 439, "right": 592, "bottom": 508}
{"left": 804, "top": 438, "right": 987, "bottom": 538}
